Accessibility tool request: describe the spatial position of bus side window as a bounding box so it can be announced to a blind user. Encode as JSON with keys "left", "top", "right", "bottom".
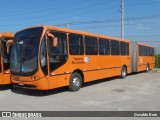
{"left": 139, "top": 45, "right": 143, "bottom": 56}
{"left": 151, "top": 48, "right": 154, "bottom": 56}
{"left": 99, "top": 38, "right": 110, "bottom": 55}
{"left": 143, "top": 46, "right": 147, "bottom": 56}
{"left": 85, "top": 36, "right": 98, "bottom": 55}
{"left": 120, "top": 42, "right": 127, "bottom": 55}
{"left": 126, "top": 43, "right": 129, "bottom": 55}
{"left": 147, "top": 47, "right": 149, "bottom": 56}
{"left": 69, "top": 34, "right": 84, "bottom": 55}
{"left": 110, "top": 40, "right": 120, "bottom": 55}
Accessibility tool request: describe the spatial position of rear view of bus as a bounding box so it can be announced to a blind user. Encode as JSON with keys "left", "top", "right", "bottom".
{"left": 0, "top": 32, "right": 14, "bottom": 85}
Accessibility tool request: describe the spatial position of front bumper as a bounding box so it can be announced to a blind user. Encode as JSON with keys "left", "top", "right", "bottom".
{"left": 11, "top": 77, "right": 49, "bottom": 90}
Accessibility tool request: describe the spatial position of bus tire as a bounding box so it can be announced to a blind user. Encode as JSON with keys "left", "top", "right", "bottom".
{"left": 68, "top": 72, "right": 82, "bottom": 92}
{"left": 146, "top": 64, "right": 150, "bottom": 72}
{"left": 121, "top": 66, "right": 127, "bottom": 79}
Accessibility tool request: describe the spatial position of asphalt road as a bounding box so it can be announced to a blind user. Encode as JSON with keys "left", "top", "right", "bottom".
{"left": 0, "top": 70, "right": 160, "bottom": 120}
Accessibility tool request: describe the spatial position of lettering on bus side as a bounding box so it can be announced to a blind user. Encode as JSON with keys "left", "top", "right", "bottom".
{"left": 72, "top": 57, "right": 85, "bottom": 64}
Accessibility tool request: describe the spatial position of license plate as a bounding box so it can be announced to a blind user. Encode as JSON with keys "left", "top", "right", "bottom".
{"left": 19, "top": 82, "right": 24, "bottom": 86}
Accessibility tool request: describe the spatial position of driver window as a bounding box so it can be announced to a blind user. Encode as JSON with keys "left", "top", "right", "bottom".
{"left": 47, "top": 31, "right": 68, "bottom": 72}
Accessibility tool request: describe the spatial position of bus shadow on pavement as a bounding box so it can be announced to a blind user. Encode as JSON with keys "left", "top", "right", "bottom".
{"left": 82, "top": 71, "right": 146, "bottom": 88}
{"left": 0, "top": 85, "right": 12, "bottom": 91}
{"left": 10, "top": 76, "right": 119, "bottom": 96}
{"left": 82, "top": 76, "right": 119, "bottom": 88}
{"left": 10, "top": 87, "right": 68, "bottom": 97}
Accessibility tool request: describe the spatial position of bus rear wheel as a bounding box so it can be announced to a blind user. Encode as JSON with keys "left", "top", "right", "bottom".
{"left": 68, "top": 72, "right": 82, "bottom": 92}
{"left": 146, "top": 64, "right": 150, "bottom": 72}
{"left": 121, "top": 66, "right": 127, "bottom": 79}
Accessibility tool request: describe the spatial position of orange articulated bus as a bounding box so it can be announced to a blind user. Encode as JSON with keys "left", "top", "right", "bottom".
{"left": 10, "top": 26, "right": 155, "bottom": 91}
{"left": 0, "top": 32, "right": 14, "bottom": 85}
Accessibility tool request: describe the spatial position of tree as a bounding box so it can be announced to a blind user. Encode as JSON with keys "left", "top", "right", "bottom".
{"left": 155, "top": 54, "right": 160, "bottom": 68}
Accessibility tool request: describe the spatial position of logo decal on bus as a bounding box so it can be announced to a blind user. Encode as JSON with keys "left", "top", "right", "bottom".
{"left": 84, "top": 57, "right": 90, "bottom": 62}
{"left": 72, "top": 57, "right": 84, "bottom": 64}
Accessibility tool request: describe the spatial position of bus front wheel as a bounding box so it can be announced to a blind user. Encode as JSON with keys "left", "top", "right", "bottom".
{"left": 68, "top": 72, "right": 82, "bottom": 92}
{"left": 121, "top": 66, "right": 127, "bottom": 79}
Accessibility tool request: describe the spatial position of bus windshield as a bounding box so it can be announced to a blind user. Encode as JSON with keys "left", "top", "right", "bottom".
{"left": 10, "top": 27, "right": 43, "bottom": 76}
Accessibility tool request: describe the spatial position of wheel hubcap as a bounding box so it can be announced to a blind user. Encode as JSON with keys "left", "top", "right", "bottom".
{"left": 122, "top": 69, "right": 126, "bottom": 77}
{"left": 147, "top": 66, "right": 149, "bottom": 71}
{"left": 73, "top": 77, "right": 80, "bottom": 87}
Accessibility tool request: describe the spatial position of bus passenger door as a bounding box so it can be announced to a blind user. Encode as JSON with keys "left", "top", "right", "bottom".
{"left": 46, "top": 31, "right": 69, "bottom": 89}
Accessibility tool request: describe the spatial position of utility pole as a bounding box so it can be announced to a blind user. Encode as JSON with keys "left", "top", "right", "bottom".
{"left": 121, "top": 0, "right": 124, "bottom": 39}
{"left": 67, "top": 20, "right": 70, "bottom": 29}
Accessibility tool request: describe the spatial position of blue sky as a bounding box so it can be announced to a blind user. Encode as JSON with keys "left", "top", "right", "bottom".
{"left": 0, "top": 0, "right": 160, "bottom": 53}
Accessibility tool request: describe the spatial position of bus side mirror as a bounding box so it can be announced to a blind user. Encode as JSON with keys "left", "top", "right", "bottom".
{"left": 6, "top": 40, "right": 13, "bottom": 54}
{"left": 52, "top": 37, "right": 58, "bottom": 47}
{"left": 47, "top": 32, "right": 58, "bottom": 47}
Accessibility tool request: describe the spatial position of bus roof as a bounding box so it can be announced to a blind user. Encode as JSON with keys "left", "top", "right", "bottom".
{"left": 136, "top": 42, "right": 155, "bottom": 48}
{"left": 0, "top": 32, "right": 14, "bottom": 38}
{"left": 16, "top": 25, "right": 131, "bottom": 43}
